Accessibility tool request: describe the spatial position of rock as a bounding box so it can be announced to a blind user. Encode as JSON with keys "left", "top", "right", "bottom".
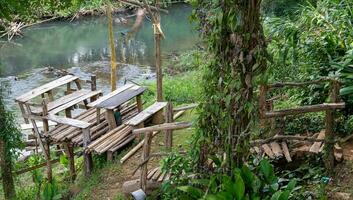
{"left": 335, "top": 192, "right": 351, "bottom": 200}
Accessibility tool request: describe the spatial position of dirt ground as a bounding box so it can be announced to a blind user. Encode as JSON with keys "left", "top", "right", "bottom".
{"left": 327, "top": 140, "right": 353, "bottom": 199}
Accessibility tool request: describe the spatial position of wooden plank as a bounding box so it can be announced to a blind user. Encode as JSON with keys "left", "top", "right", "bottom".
{"left": 173, "top": 103, "right": 198, "bottom": 112}
{"left": 281, "top": 142, "right": 292, "bottom": 162}
{"left": 16, "top": 75, "right": 78, "bottom": 102}
{"left": 261, "top": 144, "right": 275, "bottom": 159}
{"left": 152, "top": 168, "right": 162, "bottom": 181}
{"left": 46, "top": 115, "right": 91, "bottom": 129}
{"left": 96, "top": 85, "right": 146, "bottom": 109}
{"left": 309, "top": 130, "right": 325, "bottom": 153}
{"left": 268, "top": 78, "right": 332, "bottom": 89}
{"left": 265, "top": 103, "right": 345, "bottom": 118}
{"left": 147, "top": 167, "right": 159, "bottom": 179}
{"left": 270, "top": 142, "right": 283, "bottom": 158}
{"left": 120, "top": 110, "right": 186, "bottom": 164}
{"left": 21, "top": 121, "right": 57, "bottom": 130}
{"left": 87, "top": 84, "right": 134, "bottom": 107}
{"left": 133, "top": 122, "right": 192, "bottom": 134}
{"left": 126, "top": 102, "right": 168, "bottom": 126}
{"left": 158, "top": 172, "right": 166, "bottom": 182}
{"left": 31, "top": 90, "right": 92, "bottom": 114}
{"left": 49, "top": 90, "right": 102, "bottom": 115}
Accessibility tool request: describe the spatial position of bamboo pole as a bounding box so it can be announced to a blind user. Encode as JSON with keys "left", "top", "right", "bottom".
{"left": 107, "top": 1, "right": 118, "bottom": 91}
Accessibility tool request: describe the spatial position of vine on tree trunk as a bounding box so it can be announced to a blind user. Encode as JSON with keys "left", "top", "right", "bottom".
{"left": 192, "top": 0, "right": 267, "bottom": 172}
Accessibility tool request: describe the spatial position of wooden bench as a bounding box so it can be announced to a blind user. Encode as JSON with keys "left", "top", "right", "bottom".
{"left": 126, "top": 102, "right": 168, "bottom": 126}
{"left": 15, "top": 75, "right": 79, "bottom": 103}
{"left": 31, "top": 89, "right": 101, "bottom": 115}
{"left": 16, "top": 75, "right": 100, "bottom": 180}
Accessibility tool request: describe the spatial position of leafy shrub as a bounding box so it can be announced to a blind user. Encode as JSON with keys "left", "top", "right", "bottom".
{"left": 161, "top": 153, "right": 297, "bottom": 200}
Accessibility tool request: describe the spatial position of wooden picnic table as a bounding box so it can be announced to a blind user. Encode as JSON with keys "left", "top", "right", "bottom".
{"left": 88, "top": 84, "right": 146, "bottom": 130}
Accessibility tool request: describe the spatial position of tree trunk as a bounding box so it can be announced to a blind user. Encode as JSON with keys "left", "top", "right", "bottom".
{"left": 197, "top": 0, "right": 266, "bottom": 171}
{"left": 0, "top": 139, "right": 16, "bottom": 200}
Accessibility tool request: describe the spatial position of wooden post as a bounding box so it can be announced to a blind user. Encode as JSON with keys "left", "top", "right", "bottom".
{"left": 44, "top": 141, "right": 52, "bottom": 183}
{"left": 24, "top": 104, "right": 52, "bottom": 182}
{"left": 140, "top": 131, "right": 152, "bottom": 191}
{"left": 155, "top": 25, "right": 163, "bottom": 102}
{"left": 63, "top": 142, "right": 76, "bottom": 181}
{"left": 107, "top": 151, "right": 113, "bottom": 162}
{"left": 82, "top": 128, "right": 93, "bottom": 176}
{"left": 74, "top": 79, "right": 89, "bottom": 108}
{"left": 42, "top": 99, "right": 53, "bottom": 183}
{"left": 105, "top": 109, "right": 117, "bottom": 130}
{"left": 107, "top": 2, "right": 117, "bottom": 91}
{"left": 47, "top": 90, "right": 54, "bottom": 102}
{"left": 90, "top": 75, "right": 97, "bottom": 102}
{"left": 66, "top": 82, "right": 71, "bottom": 95}
{"left": 325, "top": 80, "right": 340, "bottom": 171}
{"left": 136, "top": 94, "right": 143, "bottom": 113}
{"left": 164, "top": 102, "right": 173, "bottom": 149}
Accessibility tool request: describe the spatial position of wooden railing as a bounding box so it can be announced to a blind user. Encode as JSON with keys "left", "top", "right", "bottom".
{"left": 132, "top": 120, "right": 193, "bottom": 192}
{"left": 259, "top": 78, "right": 344, "bottom": 168}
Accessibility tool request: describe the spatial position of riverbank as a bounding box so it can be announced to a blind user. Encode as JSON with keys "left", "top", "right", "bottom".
{"left": 0, "top": 0, "right": 186, "bottom": 40}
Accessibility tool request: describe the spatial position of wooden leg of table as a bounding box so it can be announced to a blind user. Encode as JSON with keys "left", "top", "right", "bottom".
{"left": 65, "top": 107, "right": 72, "bottom": 118}
{"left": 63, "top": 142, "right": 76, "bottom": 181}
{"left": 83, "top": 128, "right": 93, "bottom": 177}
{"left": 107, "top": 151, "right": 113, "bottom": 162}
{"left": 44, "top": 141, "right": 53, "bottom": 183}
{"left": 105, "top": 109, "right": 117, "bottom": 130}
{"left": 136, "top": 95, "right": 143, "bottom": 112}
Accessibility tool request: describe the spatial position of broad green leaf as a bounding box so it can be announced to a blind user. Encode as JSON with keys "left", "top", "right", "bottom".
{"left": 177, "top": 186, "right": 203, "bottom": 199}
{"left": 340, "top": 86, "right": 353, "bottom": 95}
{"left": 259, "top": 160, "right": 275, "bottom": 183}
{"left": 233, "top": 175, "right": 245, "bottom": 200}
{"left": 270, "top": 191, "right": 282, "bottom": 200}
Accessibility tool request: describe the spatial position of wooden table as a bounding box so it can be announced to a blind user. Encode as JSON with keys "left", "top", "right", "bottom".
{"left": 88, "top": 84, "right": 146, "bottom": 130}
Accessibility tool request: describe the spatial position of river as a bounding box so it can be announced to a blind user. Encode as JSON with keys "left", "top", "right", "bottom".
{"left": 0, "top": 4, "right": 198, "bottom": 120}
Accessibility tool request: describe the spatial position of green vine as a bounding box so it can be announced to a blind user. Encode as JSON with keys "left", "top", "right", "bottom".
{"left": 191, "top": 0, "right": 268, "bottom": 172}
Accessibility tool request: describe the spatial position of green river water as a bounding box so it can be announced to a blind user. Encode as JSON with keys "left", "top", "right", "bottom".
{"left": 0, "top": 4, "right": 198, "bottom": 118}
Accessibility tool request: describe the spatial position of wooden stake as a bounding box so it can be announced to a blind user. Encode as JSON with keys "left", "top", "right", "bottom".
{"left": 325, "top": 80, "right": 340, "bottom": 171}
{"left": 164, "top": 102, "right": 173, "bottom": 149}
{"left": 140, "top": 131, "right": 152, "bottom": 191}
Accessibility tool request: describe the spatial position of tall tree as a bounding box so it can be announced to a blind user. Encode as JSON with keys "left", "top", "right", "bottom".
{"left": 195, "top": 0, "right": 267, "bottom": 171}
{"left": 0, "top": 88, "right": 23, "bottom": 199}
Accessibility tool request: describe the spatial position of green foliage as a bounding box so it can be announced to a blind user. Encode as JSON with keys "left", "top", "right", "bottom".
{"left": 0, "top": 86, "right": 23, "bottom": 162}
{"left": 191, "top": 0, "right": 267, "bottom": 171}
{"left": 261, "top": 0, "right": 308, "bottom": 17}
{"left": 266, "top": 0, "right": 353, "bottom": 83}
{"left": 265, "top": 0, "right": 353, "bottom": 134}
{"left": 143, "top": 71, "right": 201, "bottom": 106}
{"left": 162, "top": 156, "right": 296, "bottom": 200}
